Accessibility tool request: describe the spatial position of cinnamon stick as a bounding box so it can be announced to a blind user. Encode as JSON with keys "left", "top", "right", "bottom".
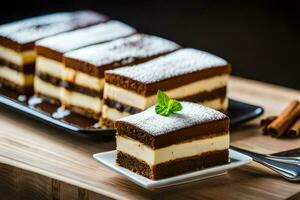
{"left": 287, "top": 118, "right": 300, "bottom": 137}
{"left": 267, "top": 100, "right": 300, "bottom": 137}
{"left": 261, "top": 116, "right": 277, "bottom": 126}
{"left": 260, "top": 116, "right": 277, "bottom": 135}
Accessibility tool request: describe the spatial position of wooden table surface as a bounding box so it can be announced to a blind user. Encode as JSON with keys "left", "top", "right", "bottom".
{"left": 0, "top": 76, "right": 299, "bottom": 200}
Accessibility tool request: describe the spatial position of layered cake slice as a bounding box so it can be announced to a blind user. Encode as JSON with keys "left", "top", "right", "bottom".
{"left": 0, "top": 10, "right": 107, "bottom": 94}
{"left": 115, "top": 101, "right": 230, "bottom": 179}
{"left": 34, "top": 20, "right": 136, "bottom": 104}
{"left": 62, "top": 34, "right": 180, "bottom": 119}
{"left": 103, "top": 48, "right": 231, "bottom": 127}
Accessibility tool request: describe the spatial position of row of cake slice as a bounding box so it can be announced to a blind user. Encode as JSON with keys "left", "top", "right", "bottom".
{"left": 0, "top": 10, "right": 231, "bottom": 179}
{"left": 0, "top": 10, "right": 231, "bottom": 128}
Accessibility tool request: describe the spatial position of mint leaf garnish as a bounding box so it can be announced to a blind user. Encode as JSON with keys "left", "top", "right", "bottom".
{"left": 155, "top": 90, "right": 183, "bottom": 116}
{"left": 168, "top": 99, "right": 183, "bottom": 112}
{"left": 157, "top": 90, "right": 169, "bottom": 107}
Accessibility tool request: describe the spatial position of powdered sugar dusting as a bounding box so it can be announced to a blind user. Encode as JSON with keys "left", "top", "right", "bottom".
{"left": 65, "top": 34, "right": 180, "bottom": 67}
{"left": 0, "top": 10, "right": 106, "bottom": 45}
{"left": 36, "top": 20, "right": 136, "bottom": 53}
{"left": 107, "top": 48, "right": 228, "bottom": 84}
{"left": 117, "top": 102, "right": 227, "bottom": 136}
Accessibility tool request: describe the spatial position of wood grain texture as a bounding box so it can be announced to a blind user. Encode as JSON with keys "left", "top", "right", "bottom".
{"left": 0, "top": 163, "right": 113, "bottom": 200}
{"left": 52, "top": 179, "right": 60, "bottom": 200}
{"left": 0, "top": 76, "right": 299, "bottom": 200}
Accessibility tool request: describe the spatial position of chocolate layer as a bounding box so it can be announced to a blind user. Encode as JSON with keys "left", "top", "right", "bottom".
{"left": 0, "top": 58, "right": 35, "bottom": 74}
{"left": 180, "top": 87, "right": 226, "bottom": 102}
{"left": 62, "top": 81, "right": 102, "bottom": 98}
{"left": 36, "top": 72, "right": 62, "bottom": 87}
{"left": 104, "top": 98, "right": 142, "bottom": 114}
{"left": 64, "top": 104, "right": 100, "bottom": 120}
{"left": 116, "top": 149, "right": 229, "bottom": 180}
{"left": 0, "top": 35, "right": 32, "bottom": 52}
{"left": 116, "top": 119, "right": 229, "bottom": 149}
{"left": 101, "top": 117, "right": 115, "bottom": 128}
{"left": 35, "top": 46, "right": 63, "bottom": 62}
{"left": 106, "top": 68, "right": 230, "bottom": 96}
{"left": 0, "top": 77, "right": 33, "bottom": 94}
{"left": 104, "top": 87, "right": 227, "bottom": 115}
{"left": 0, "top": 11, "right": 107, "bottom": 52}
{"left": 63, "top": 34, "right": 180, "bottom": 78}
{"left": 64, "top": 53, "right": 170, "bottom": 78}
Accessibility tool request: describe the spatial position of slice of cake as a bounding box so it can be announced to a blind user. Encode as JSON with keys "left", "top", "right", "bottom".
{"left": 115, "top": 100, "right": 230, "bottom": 180}
{"left": 34, "top": 20, "right": 136, "bottom": 104}
{"left": 0, "top": 10, "right": 107, "bottom": 94}
{"left": 62, "top": 34, "right": 180, "bottom": 119}
{"left": 103, "top": 48, "right": 231, "bottom": 127}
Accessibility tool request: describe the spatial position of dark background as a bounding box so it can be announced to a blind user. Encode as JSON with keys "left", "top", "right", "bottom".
{"left": 1, "top": 0, "right": 299, "bottom": 89}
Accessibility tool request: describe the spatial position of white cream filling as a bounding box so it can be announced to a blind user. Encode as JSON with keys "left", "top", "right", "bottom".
{"left": 62, "top": 89, "right": 103, "bottom": 113}
{"left": 117, "top": 134, "right": 229, "bottom": 165}
{"left": 0, "top": 45, "right": 36, "bottom": 65}
{"left": 63, "top": 67, "right": 104, "bottom": 91}
{"left": 102, "top": 98, "right": 228, "bottom": 122}
{"left": 36, "top": 56, "right": 64, "bottom": 78}
{"left": 34, "top": 76, "right": 63, "bottom": 100}
{"left": 0, "top": 66, "right": 33, "bottom": 86}
{"left": 102, "top": 105, "right": 131, "bottom": 120}
{"left": 104, "top": 74, "right": 228, "bottom": 110}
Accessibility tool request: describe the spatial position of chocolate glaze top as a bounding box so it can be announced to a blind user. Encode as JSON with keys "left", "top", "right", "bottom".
{"left": 64, "top": 34, "right": 180, "bottom": 67}
{"left": 117, "top": 101, "right": 228, "bottom": 137}
{"left": 106, "top": 48, "right": 228, "bottom": 84}
{"left": 0, "top": 10, "right": 107, "bottom": 51}
{"left": 36, "top": 20, "right": 136, "bottom": 54}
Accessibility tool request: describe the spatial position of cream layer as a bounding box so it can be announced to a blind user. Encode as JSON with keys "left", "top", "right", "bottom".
{"left": 0, "top": 66, "right": 33, "bottom": 86}
{"left": 0, "top": 45, "right": 36, "bottom": 65}
{"left": 102, "top": 105, "right": 131, "bottom": 120}
{"left": 104, "top": 74, "right": 228, "bottom": 110}
{"left": 62, "top": 89, "right": 103, "bottom": 113}
{"left": 34, "top": 76, "right": 63, "bottom": 100}
{"left": 102, "top": 97, "right": 227, "bottom": 122}
{"left": 36, "top": 56, "right": 64, "bottom": 79}
{"left": 63, "top": 67, "right": 105, "bottom": 91}
{"left": 117, "top": 134, "right": 229, "bottom": 165}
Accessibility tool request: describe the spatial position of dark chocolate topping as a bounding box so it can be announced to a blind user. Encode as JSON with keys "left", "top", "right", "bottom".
{"left": 64, "top": 34, "right": 180, "bottom": 76}
{"left": 116, "top": 102, "right": 229, "bottom": 148}
{"left": 0, "top": 10, "right": 107, "bottom": 51}
{"left": 36, "top": 21, "right": 136, "bottom": 61}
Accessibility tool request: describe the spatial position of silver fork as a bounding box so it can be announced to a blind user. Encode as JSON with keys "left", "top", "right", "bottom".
{"left": 231, "top": 146, "right": 300, "bottom": 182}
{"left": 266, "top": 154, "right": 300, "bottom": 165}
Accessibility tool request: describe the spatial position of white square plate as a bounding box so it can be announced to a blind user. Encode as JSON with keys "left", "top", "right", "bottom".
{"left": 93, "top": 149, "right": 252, "bottom": 189}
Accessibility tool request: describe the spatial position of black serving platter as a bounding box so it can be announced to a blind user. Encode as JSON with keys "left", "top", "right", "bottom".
{"left": 227, "top": 99, "right": 264, "bottom": 126}
{"left": 0, "top": 85, "right": 264, "bottom": 140}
